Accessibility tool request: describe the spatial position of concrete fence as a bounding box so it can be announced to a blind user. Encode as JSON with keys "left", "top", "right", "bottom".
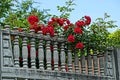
{"left": 0, "top": 25, "right": 119, "bottom": 80}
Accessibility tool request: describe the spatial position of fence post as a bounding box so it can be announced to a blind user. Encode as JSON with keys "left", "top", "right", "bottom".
{"left": 0, "top": 27, "right": 2, "bottom": 80}
{"left": 105, "top": 47, "right": 116, "bottom": 80}
{"left": 2, "top": 25, "right": 14, "bottom": 67}
{"left": 114, "top": 48, "right": 120, "bottom": 80}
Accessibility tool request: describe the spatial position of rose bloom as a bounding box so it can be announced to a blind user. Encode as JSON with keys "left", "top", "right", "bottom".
{"left": 75, "top": 20, "right": 85, "bottom": 27}
{"left": 42, "top": 27, "right": 49, "bottom": 35}
{"left": 75, "top": 42, "right": 84, "bottom": 49}
{"left": 48, "top": 21, "right": 55, "bottom": 26}
{"left": 67, "top": 34, "right": 75, "bottom": 42}
{"left": 58, "top": 18, "right": 64, "bottom": 26}
{"left": 51, "top": 17, "right": 58, "bottom": 22}
{"left": 64, "top": 25, "right": 69, "bottom": 31}
{"left": 66, "top": 19, "right": 70, "bottom": 25}
{"left": 27, "top": 15, "right": 39, "bottom": 25}
{"left": 74, "top": 27, "right": 83, "bottom": 34}
{"left": 48, "top": 26, "right": 54, "bottom": 37}
{"left": 84, "top": 16, "right": 91, "bottom": 25}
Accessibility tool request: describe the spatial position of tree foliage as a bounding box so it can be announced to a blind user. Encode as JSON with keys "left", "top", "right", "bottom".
{"left": 0, "top": 0, "right": 75, "bottom": 29}
{"left": 57, "top": 0, "right": 75, "bottom": 18}
{"left": 108, "top": 29, "right": 120, "bottom": 47}
{"left": 1, "top": 0, "right": 51, "bottom": 29}
{"left": 0, "top": 0, "right": 14, "bottom": 18}
{"left": 86, "top": 13, "right": 117, "bottom": 52}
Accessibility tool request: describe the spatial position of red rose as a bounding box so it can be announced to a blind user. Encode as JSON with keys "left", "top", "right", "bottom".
{"left": 75, "top": 20, "right": 85, "bottom": 27}
{"left": 84, "top": 16, "right": 91, "bottom": 25}
{"left": 51, "top": 17, "right": 58, "bottom": 22}
{"left": 42, "top": 27, "right": 49, "bottom": 35}
{"left": 66, "top": 19, "right": 70, "bottom": 25}
{"left": 67, "top": 34, "right": 75, "bottom": 42}
{"left": 48, "top": 21, "right": 55, "bottom": 26}
{"left": 74, "top": 27, "right": 83, "bottom": 34}
{"left": 75, "top": 42, "right": 84, "bottom": 49}
{"left": 64, "top": 25, "right": 69, "bottom": 31}
{"left": 58, "top": 18, "right": 64, "bottom": 26}
{"left": 27, "top": 15, "right": 39, "bottom": 25}
{"left": 48, "top": 26, "right": 54, "bottom": 37}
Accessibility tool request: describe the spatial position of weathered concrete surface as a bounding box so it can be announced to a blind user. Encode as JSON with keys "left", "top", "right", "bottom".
{"left": 2, "top": 67, "right": 111, "bottom": 80}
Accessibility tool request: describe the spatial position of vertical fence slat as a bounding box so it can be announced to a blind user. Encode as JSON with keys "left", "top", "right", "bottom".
{"left": 74, "top": 52, "right": 79, "bottom": 73}
{"left": 30, "top": 38, "right": 36, "bottom": 68}
{"left": 22, "top": 36, "right": 28, "bottom": 68}
{"left": 46, "top": 34, "right": 51, "bottom": 70}
{"left": 38, "top": 31, "right": 44, "bottom": 70}
{"left": 38, "top": 39, "right": 44, "bottom": 70}
{"left": 88, "top": 54, "right": 92, "bottom": 74}
{"left": 61, "top": 42, "right": 66, "bottom": 72}
{"left": 97, "top": 54, "right": 100, "bottom": 76}
{"left": 85, "top": 56, "right": 88, "bottom": 75}
{"left": 14, "top": 35, "right": 20, "bottom": 67}
{"left": 68, "top": 49, "right": 72, "bottom": 72}
{"left": 100, "top": 54, "right": 105, "bottom": 76}
{"left": 30, "top": 30, "right": 36, "bottom": 68}
{"left": 53, "top": 41, "right": 59, "bottom": 71}
{"left": 81, "top": 55, "right": 86, "bottom": 74}
{"left": 91, "top": 55, "right": 94, "bottom": 75}
{"left": 78, "top": 58, "right": 82, "bottom": 73}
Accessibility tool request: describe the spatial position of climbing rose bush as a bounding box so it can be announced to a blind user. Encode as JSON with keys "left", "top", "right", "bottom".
{"left": 64, "top": 15, "right": 91, "bottom": 54}
{"left": 27, "top": 15, "right": 91, "bottom": 55}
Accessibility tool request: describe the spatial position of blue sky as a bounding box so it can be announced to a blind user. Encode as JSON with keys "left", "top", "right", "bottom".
{"left": 34, "top": 0, "right": 120, "bottom": 32}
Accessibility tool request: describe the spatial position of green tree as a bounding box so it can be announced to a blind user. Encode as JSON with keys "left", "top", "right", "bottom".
{"left": 1, "top": 0, "right": 75, "bottom": 29}
{"left": 86, "top": 13, "right": 117, "bottom": 52}
{"left": 0, "top": 0, "right": 13, "bottom": 18}
{"left": 108, "top": 29, "right": 120, "bottom": 47}
{"left": 2, "top": 0, "right": 51, "bottom": 29}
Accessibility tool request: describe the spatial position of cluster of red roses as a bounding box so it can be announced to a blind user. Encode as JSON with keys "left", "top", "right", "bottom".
{"left": 27, "top": 15, "right": 73, "bottom": 35}
{"left": 67, "top": 16, "right": 91, "bottom": 50}
{"left": 27, "top": 15, "right": 91, "bottom": 50}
